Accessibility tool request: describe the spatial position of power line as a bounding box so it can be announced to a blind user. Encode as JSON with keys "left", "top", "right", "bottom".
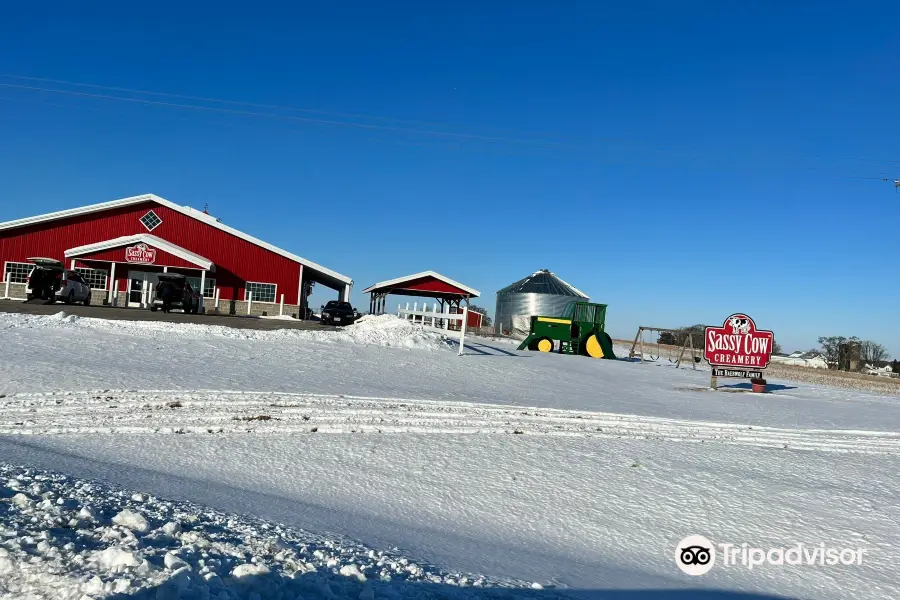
{"left": 1, "top": 73, "right": 896, "bottom": 169}
{"left": 5, "top": 88, "right": 891, "bottom": 180}
{"left": 1, "top": 76, "right": 897, "bottom": 179}
{"left": 0, "top": 82, "right": 571, "bottom": 149}
{"left": 0, "top": 73, "right": 492, "bottom": 130}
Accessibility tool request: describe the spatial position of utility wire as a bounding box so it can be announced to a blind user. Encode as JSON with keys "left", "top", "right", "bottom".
{"left": 4, "top": 91, "right": 893, "bottom": 181}
{"left": 1, "top": 78, "right": 897, "bottom": 179}
{"left": 0, "top": 82, "right": 569, "bottom": 149}
{"left": 1, "top": 73, "right": 896, "bottom": 168}
{"left": 0, "top": 73, "right": 486, "bottom": 130}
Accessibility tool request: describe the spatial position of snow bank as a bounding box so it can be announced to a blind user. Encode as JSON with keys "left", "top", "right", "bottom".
{"left": 0, "top": 312, "right": 453, "bottom": 351}
{"left": 0, "top": 463, "right": 550, "bottom": 600}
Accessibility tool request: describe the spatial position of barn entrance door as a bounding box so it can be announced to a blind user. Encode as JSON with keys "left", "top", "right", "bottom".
{"left": 127, "top": 270, "right": 159, "bottom": 308}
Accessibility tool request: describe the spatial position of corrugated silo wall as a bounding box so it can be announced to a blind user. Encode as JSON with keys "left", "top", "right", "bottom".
{"left": 495, "top": 292, "right": 588, "bottom": 338}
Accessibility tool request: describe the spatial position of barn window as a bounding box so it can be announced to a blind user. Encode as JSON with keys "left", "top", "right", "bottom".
{"left": 140, "top": 210, "right": 162, "bottom": 232}
{"left": 186, "top": 276, "right": 217, "bottom": 298}
{"left": 245, "top": 282, "right": 276, "bottom": 303}
{"left": 3, "top": 262, "right": 32, "bottom": 284}
{"left": 75, "top": 268, "right": 109, "bottom": 290}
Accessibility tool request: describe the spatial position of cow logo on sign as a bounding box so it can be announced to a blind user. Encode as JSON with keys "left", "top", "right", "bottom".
{"left": 704, "top": 314, "right": 774, "bottom": 369}
{"left": 124, "top": 243, "right": 157, "bottom": 264}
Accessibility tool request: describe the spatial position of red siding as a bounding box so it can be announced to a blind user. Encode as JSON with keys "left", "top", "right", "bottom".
{"left": 0, "top": 201, "right": 304, "bottom": 303}
{"left": 450, "top": 307, "right": 484, "bottom": 328}
{"left": 73, "top": 246, "right": 200, "bottom": 270}
{"left": 389, "top": 276, "right": 471, "bottom": 295}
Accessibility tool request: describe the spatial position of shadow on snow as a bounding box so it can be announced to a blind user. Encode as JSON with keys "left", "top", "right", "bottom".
{"left": 107, "top": 570, "right": 796, "bottom": 600}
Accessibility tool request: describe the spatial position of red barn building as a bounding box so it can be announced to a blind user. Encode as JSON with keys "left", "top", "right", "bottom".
{"left": 0, "top": 193, "right": 352, "bottom": 316}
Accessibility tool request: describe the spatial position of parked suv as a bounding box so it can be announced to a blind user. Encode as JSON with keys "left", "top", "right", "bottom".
{"left": 25, "top": 258, "right": 92, "bottom": 305}
{"left": 320, "top": 300, "right": 358, "bottom": 326}
{"left": 150, "top": 274, "right": 201, "bottom": 314}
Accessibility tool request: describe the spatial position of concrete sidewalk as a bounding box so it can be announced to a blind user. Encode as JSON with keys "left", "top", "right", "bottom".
{"left": 0, "top": 299, "right": 334, "bottom": 332}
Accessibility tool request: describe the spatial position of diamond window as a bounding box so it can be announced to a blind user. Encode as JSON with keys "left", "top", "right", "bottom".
{"left": 140, "top": 210, "right": 162, "bottom": 232}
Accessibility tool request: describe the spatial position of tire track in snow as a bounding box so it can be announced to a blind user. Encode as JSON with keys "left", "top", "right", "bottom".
{"left": 1, "top": 390, "right": 899, "bottom": 455}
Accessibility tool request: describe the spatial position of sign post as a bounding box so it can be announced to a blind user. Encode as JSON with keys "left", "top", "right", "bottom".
{"left": 704, "top": 314, "right": 775, "bottom": 391}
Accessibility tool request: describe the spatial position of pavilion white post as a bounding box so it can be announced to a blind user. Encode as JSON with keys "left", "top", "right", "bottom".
{"left": 444, "top": 303, "right": 450, "bottom": 330}
{"left": 432, "top": 302, "right": 437, "bottom": 327}
{"left": 108, "top": 263, "right": 116, "bottom": 304}
{"left": 112, "top": 280, "right": 119, "bottom": 306}
{"left": 214, "top": 288, "right": 220, "bottom": 312}
{"left": 279, "top": 294, "right": 284, "bottom": 316}
{"left": 247, "top": 291, "right": 253, "bottom": 315}
{"left": 70, "top": 259, "right": 75, "bottom": 270}
{"left": 458, "top": 306, "right": 468, "bottom": 356}
{"left": 413, "top": 302, "right": 418, "bottom": 323}
{"left": 199, "top": 270, "right": 206, "bottom": 313}
{"left": 4, "top": 277, "right": 9, "bottom": 300}
{"left": 163, "top": 266, "right": 168, "bottom": 273}
{"left": 141, "top": 277, "right": 149, "bottom": 308}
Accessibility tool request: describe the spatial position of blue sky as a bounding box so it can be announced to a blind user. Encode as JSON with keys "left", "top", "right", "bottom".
{"left": 1, "top": 1, "right": 899, "bottom": 356}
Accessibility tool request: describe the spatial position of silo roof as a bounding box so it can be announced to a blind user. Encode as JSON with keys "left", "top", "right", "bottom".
{"left": 496, "top": 270, "right": 588, "bottom": 298}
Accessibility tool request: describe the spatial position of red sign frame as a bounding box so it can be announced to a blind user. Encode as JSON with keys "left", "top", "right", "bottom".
{"left": 704, "top": 314, "right": 775, "bottom": 370}
{"left": 124, "top": 243, "right": 157, "bottom": 265}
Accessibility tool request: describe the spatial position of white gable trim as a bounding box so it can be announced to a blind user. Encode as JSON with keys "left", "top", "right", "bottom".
{"left": 362, "top": 270, "right": 480, "bottom": 297}
{"left": 66, "top": 234, "right": 214, "bottom": 271}
{"left": 0, "top": 193, "right": 353, "bottom": 285}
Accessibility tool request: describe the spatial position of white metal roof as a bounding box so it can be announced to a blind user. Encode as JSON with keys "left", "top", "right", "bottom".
{"left": 0, "top": 193, "right": 353, "bottom": 286}
{"left": 362, "top": 270, "right": 480, "bottom": 297}
{"left": 65, "top": 234, "right": 214, "bottom": 271}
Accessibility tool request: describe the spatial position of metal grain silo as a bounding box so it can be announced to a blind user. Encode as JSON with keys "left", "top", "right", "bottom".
{"left": 495, "top": 269, "right": 589, "bottom": 337}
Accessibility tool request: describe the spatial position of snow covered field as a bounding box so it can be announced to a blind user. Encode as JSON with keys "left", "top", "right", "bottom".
{"left": 1, "top": 311, "right": 899, "bottom": 599}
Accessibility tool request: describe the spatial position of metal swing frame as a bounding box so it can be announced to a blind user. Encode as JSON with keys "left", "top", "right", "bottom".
{"left": 628, "top": 326, "right": 698, "bottom": 369}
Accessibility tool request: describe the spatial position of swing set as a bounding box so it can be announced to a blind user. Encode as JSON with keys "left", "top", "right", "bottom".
{"left": 628, "top": 326, "right": 699, "bottom": 369}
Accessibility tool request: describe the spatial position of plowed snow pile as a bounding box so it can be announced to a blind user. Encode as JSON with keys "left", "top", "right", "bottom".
{"left": 0, "top": 464, "right": 545, "bottom": 600}
{"left": 0, "top": 312, "right": 451, "bottom": 351}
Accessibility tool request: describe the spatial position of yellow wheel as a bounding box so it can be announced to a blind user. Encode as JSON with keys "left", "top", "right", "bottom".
{"left": 537, "top": 338, "right": 554, "bottom": 352}
{"left": 585, "top": 334, "right": 605, "bottom": 358}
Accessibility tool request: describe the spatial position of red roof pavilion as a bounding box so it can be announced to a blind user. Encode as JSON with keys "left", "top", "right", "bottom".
{"left": 362, "top": 271, "right": 482, "bottom": 324}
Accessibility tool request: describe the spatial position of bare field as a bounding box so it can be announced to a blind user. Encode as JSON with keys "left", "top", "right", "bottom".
{"left": 612, "top": 339, "right": 900, "bottom": 396}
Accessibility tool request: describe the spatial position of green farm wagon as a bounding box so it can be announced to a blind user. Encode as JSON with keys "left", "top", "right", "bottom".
{"left": 517, "top": 301, "right": 616, "bottom": 359}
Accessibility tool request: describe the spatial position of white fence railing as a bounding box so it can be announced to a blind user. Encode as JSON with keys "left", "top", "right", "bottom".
{"left": 398, "top": 303, "right": 468, "bottom": 356}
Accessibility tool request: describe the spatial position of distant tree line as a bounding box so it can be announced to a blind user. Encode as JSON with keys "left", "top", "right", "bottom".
{"left": 817, "top": 336, "right": 890, "bottom": 370}
{"left": 658, "top": 325, "right": 785, "bottom": 354}
{"left": 469, "top": 305, "right": 492, "bottom": 327}
{"left": 652, "top": 326, "right": 893, "bottom": 372}
{"left": 658, "top": 326, "right": 706, "bottom": 349}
